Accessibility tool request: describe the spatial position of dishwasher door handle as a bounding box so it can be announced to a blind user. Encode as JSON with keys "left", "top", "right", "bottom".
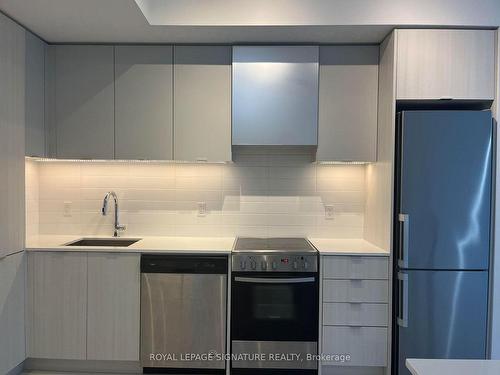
{"left": 234, "top": 276, "right": 315, "bottom": 284}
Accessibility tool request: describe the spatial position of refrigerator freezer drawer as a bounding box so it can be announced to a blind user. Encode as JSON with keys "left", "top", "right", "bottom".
{"left": 323, "top": 279, "right": 388, "bottom": 303}
{"left": 397, "top": 270, "right": 488, "bottom": 375}
{"left": 323, "top": 303, "right": 388, "bottom": 327}
{"left": 322, "top": 326, "right": 388, "bottom": 366}
{"left": 323, "top": 256, "right": 389, "bottom": 280}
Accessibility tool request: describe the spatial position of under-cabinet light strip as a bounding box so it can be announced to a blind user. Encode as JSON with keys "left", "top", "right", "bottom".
{"left": 26, "top": 157, "right": 370, "bottom": 165}
{"left": 26, "top": 157, "right": 229, "bottom": 164}
{"left": 317, "top": 161, "right": 369, "bottom": 165}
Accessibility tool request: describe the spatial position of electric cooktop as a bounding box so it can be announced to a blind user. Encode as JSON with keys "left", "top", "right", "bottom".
{"left": 233, "top": 237, "right": 317, "bottom": 253}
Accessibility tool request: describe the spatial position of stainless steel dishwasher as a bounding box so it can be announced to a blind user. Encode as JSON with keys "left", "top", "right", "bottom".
{"left": 140, "top": 255, "right": 227, "bottom": 373}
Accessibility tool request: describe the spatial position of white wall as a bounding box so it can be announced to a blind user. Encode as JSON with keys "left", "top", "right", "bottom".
{"left": 137, "top": 0, "right": 500, "bottom": 26}
{"left": 26, "top": 149, "right": 368, "bottom": 239}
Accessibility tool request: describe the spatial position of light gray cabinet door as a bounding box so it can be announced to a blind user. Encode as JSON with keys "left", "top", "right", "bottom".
{"left": 27, "top": 252, "right": 87, "bottom": 360}
{"left": 115, "top": 46, "right": 173, "bottom": 160}
{"left": 396, "top": 29, "right": 495, "bottom": 100}
{"left": 54, "top": 45, "right": 114, "bottom": 159}
{"left": 174, "top": 46, "right": 231, "bottom": 162}
{"left": 0, "top": 13, "right": 25, "bottom": 259}
{"left": 0, "top": 253, "right": 26, "bottom": 374}
{"left": 25, "top": 32, "right": 46, "bottom": 157}
{"left": 87, "top": 253, "right": 140, "bottom": 361}
{"left": 317, "top": 46, "right": 378, "bottom": 162}
{"left": 232, "top": 46, "right": 319, "bottom": 146}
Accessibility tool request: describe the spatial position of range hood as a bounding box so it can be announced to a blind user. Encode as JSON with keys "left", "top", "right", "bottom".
{"left": 232, "top": 46, "right": 319, "bottom": 146}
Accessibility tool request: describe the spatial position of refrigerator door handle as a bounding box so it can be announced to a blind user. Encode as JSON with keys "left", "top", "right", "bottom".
{"left": 397, "top": 272, "right": 409, "bottom": 328}
{"left": 398, "top": 213, "right": 409, "bottom": 268}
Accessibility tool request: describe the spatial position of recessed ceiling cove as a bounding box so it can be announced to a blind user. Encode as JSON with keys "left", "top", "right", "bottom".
{"left": 134, "top": 0, "right": 500, "bottom": 27}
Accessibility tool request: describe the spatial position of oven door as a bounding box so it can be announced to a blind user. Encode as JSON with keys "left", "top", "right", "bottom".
{"left": 231, "top": 272, "right": 319, "bottom": 342}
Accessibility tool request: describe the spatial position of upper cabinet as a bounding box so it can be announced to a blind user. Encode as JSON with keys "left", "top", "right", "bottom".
{"left": 115, "top": 46, "right": 173, "bottom": 160}
{"left": 174, "top": 46, "right": 231, "bottom": 162}
{"left": 0, "top": 13, "right": 25, "bottom": 258}
{"left": 25, "top": 32, "right": 46, "bottom": 157}
{"left": 396, "top": 29, "right": 495, "bottom": 100}
{"left": 232, "top": 46, "right": 319, "bottom": 146}
{"left": 317, "top": 46, "right": 379, "bottom": 162}
{"left": 43, "top": 31, "right": 495, "bottom": 161}
{"left": 52, "top": 45, "right": 115, "bottom": 159}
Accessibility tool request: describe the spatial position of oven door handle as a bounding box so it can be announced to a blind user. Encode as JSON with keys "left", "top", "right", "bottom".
{"left": 234, "top": 276, "right": 316, "bottom": 284}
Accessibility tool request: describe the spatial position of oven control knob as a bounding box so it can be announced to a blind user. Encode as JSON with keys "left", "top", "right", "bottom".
{"left": 304, "top": 260, "right": 309, "bottom": 270}
{"left": 240, "top": 260, "right": 246, "bottom": 270}
{"left": 250, "top": 261, "right": 257, "bottom": 270}
{"left": 272, "top": 261, "right": 278, "bottom": 270}
{"left": 261, "top": 261, "right": 267, "bottom": 270}
{"left": 292, "top": 261, "right": 298, "bottom": 270}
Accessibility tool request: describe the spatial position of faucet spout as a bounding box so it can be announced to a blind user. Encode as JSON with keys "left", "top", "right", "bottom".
{"left": 102, "top": 191, "right": 126, "bottom": 237}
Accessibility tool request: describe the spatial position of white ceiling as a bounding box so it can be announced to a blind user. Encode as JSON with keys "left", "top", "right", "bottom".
{"left": 0, "top": 0, "right": 498, "bottom": 44}
{"left": 135, "top": 0, "right": 500, "bottom": 27}
{"left": 0, "top": 0, "right": 392, "bottom": 44}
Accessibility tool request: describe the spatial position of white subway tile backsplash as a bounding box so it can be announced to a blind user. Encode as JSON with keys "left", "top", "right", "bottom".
{"left": 27, "top": 150, "right": 366, "bottom": 238}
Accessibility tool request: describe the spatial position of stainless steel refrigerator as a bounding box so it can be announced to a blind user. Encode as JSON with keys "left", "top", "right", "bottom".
{"left": 394, "top": 111, "right": 492, "bottom": 375}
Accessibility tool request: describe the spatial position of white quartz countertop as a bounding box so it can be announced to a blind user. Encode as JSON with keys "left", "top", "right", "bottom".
{"left": 26, "top": 235, "right": 235, "bottom": 254}
{"left": 406, "top": 359, "right": 500, "bottom": 375}
{"left": 309, "top": 238, "right": 389, "bottom": 256}
{"left": 26, "top": 235, "right": 389, "bottom": 256}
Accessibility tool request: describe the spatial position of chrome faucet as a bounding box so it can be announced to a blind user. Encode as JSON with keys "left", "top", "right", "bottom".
{"left": 101, "top": 191, "right": 126, "bottom": 237}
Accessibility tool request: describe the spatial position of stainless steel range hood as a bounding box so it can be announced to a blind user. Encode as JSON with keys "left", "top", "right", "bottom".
{"left": 232, "top": 46, "right": 319, "bottom": 147}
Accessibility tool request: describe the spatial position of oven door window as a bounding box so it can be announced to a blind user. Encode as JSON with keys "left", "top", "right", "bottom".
{"left": 231, "top": 273, "right": 318, "bottom": 341}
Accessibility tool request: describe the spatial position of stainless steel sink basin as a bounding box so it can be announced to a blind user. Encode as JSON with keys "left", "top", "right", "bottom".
{"left": 65, "top": 238, "right": 141, "bottom": 247}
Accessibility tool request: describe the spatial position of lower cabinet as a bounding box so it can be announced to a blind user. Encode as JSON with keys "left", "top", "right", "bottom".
{"left": 27, "top": 252, "right": 140, "bottom": 362}
{"left": 27, "top": 252, "right": 87, "bottom": 360}
{"left": 323, "top": 327, "right": 388, "bottom": 367}
{"left": 320, "top": 255, "right": 390, "bottom": 370}
{"left": 87, "top": 253, "right": 140, "bottom": 361}
{"left": 0, "top": 252, "right": 26, "bottom": 374}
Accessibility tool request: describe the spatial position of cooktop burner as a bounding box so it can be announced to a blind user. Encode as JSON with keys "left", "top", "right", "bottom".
{"left": 233, "top": 237, "right": 317, "bottom": 253}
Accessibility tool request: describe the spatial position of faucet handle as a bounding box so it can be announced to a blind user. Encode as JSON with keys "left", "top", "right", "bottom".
{"left": 101, "top": 199, "right": 108, "bottom": 215}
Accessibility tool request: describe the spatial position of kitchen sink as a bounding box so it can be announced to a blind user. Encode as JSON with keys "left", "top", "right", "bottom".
{"left": 65, "top": 238, "right": 141, "bottom": 247}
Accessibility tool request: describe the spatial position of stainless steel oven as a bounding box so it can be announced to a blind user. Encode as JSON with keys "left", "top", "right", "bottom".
{"left": 231, "top": 238, "right": 319, "bottom": 375}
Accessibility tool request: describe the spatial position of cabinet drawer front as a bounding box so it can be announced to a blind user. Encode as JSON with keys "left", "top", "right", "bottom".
{"left": 323, "top": 256, "right": 388, "bottom": 279}
{"left": 322, "top": 326, "right": 387, "bottom": 366}
{"left": 323, "top": 303, "right": 388, "bottom": 327}
{"left": 323, "top": 280, "right": 388, "bottom": 303}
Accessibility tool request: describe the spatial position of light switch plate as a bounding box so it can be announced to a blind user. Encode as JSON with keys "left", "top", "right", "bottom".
{"left": 197, "top": 202, "right": 207, "bottom": 217}
{"left": 324, "top": 205, "right": 335, "bottom": 220}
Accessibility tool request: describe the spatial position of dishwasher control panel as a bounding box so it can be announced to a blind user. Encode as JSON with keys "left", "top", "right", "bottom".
{"left": 232, "top": 253, "right": 317, "bottom": 272}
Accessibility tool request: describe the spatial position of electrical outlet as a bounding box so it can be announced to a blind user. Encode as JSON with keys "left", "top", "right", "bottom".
{"left": 63, "top": 201, "right": 72, "bottom": 217}
{"left": 324, "top": 205, "right": 335, "bottom": 220}
{"left": 197, "top": 202, "right": 207, "bottom": 217}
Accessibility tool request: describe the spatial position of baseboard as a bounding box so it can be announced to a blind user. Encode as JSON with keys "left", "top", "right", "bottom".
{"left": 5, "top": 361, "right": 25, "bottom": 375}
{"left": 24, "top": 358, "right": 141, "bottom": 373}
